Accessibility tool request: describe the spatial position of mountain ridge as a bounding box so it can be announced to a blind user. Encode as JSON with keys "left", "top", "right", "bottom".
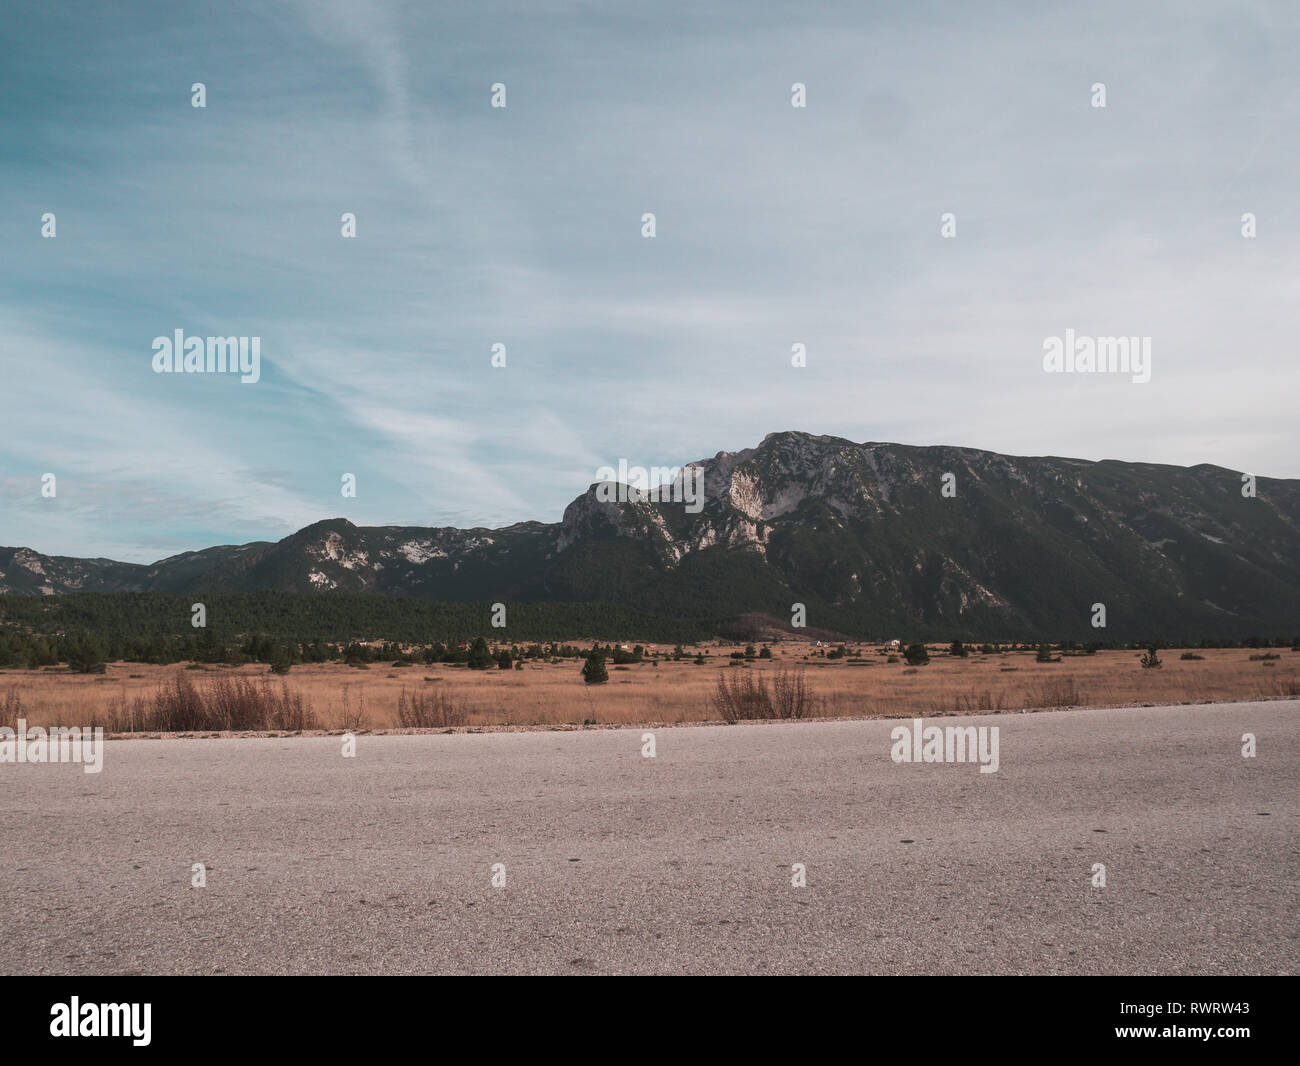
{"left": 3, "top": 431, "right": 1298, "bottom": 640}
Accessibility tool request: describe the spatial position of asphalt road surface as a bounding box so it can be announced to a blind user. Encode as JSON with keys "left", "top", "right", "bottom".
{"left": 2, "top": 701, "right": 1295, "bottom": 975}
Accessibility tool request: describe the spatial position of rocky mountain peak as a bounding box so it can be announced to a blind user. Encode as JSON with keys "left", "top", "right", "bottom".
{"left": 2, "top": 433, "right": 1297, "bottom": 640}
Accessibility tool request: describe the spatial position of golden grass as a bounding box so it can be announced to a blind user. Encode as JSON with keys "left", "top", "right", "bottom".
{"left": 2, "top": 644, "right": 1297, "bottom": 735}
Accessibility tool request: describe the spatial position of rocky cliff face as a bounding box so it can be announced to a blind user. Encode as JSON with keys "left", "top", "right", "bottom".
{"left": 4, "top": 431, "right": 1298, "bottom": 639}
{"left": 0, "top": 547, "right": 147, "bottom": 595}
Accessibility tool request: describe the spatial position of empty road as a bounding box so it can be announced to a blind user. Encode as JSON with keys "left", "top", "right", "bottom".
{"left": 2, "top": 701, "right": 1296, "bottom": 975}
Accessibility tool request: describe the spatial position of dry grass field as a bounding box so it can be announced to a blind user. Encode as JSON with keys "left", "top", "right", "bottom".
{"left": 2, "top": 644, "right": 1297, "bottom": 735}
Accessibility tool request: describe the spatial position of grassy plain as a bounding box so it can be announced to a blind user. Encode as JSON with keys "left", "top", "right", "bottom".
{"left": 2, "top": 644, "right": 1297, "bottom": 735}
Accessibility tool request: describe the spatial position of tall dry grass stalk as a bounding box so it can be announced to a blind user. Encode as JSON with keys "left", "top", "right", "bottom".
{"left": 395, "top": 688, "right": 466, "bottom": 728}
{"left": 101, "top": 675, "right": 318, "bottom": 733}
{"left": 712, "top": 667, "right": 814, "bottom": 722}
{"left": 2, "top": 686, "right": 21, "bottom": 730}
{"left": 929, "top": 688, "right": 1011, "bottom": 716}
{"left": 337, "top": 683, "right": 369, "bottom": 733}
{"left": 1023, "top": 677, "right": 1082, "bottom": 709}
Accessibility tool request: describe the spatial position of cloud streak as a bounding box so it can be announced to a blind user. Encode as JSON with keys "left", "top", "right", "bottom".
{"left": 1, "top": 0, "right": 1295, "bottom": 561}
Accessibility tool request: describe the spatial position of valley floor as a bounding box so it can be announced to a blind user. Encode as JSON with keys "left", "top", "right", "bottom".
{"left": 2, "top": 645, "right": 1297, "bottom": 734}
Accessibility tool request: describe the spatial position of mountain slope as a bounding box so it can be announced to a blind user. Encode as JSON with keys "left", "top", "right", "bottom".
{"left": 3, "top": 432, "right": 1297, "bottom": 640}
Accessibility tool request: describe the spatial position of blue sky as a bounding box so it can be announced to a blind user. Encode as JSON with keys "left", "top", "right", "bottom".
{"left": 2, "top": 0, "right": 1296, "bottom": 562}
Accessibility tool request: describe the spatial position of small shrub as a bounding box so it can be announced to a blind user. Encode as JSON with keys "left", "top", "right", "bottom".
{"left": 582, "top": 652, "right": 609, "bottom": 684}
{"left": 713, "top": 669, "right": 811, "bottom": 721}
{"left": 136, "top": 675, "right": 317, "bottom": 732}
{"left": 903, "top": 643, "right": 929, "bottom": 666}
{"left": 770, "top": 668, "right": 813, "bottom": 719}
{"left": 263, "top": 643, "right": 294, "bottom": 674}
{"left": 712, "top": 670, "right": 769, "bottom": 722}
{"left": 467, "top": 638, "right": 495, "bottom": 670}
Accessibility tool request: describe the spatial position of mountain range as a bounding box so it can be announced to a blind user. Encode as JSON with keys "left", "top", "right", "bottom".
{"left": 3, "top": 431, "right": 1298, "bottom": 640}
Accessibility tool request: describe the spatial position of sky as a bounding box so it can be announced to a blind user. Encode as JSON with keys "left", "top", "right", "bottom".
{"left": 1, "top": 0, "right": 1296, "bottom": 563}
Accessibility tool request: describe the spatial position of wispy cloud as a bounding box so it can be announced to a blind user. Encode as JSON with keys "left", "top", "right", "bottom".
{"left": 1, "top": 0, "right": 1295, "bottom": 561}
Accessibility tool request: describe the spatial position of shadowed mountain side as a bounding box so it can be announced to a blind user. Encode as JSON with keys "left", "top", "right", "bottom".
{"left": 3, "top": 432, "right": 1297, "bottom": 640}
